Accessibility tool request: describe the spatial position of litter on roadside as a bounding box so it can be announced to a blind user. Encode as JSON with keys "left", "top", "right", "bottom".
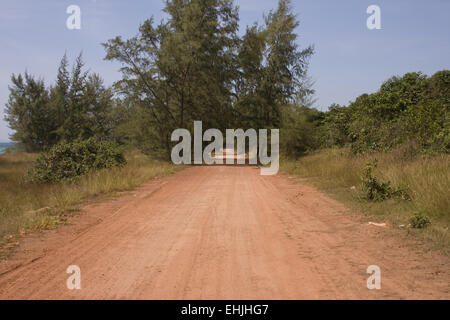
{"left": 368, "top": 222, "right": 386, "bottom": 227}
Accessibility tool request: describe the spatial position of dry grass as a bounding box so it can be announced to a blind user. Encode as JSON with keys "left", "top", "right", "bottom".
{"left": 280, "top": 148, "right": 450, "bottom": 254}
{"left": 0, "top": 150, "right": 184, "bottom": 255}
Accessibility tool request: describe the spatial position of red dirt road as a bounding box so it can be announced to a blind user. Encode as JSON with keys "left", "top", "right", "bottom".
{"left": 0, "top": 166, "right": 449, "bottom": 299}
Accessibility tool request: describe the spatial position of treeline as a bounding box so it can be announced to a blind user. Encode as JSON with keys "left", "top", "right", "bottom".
{"left": 5, "top": 53, "right": 119, "bottom": 152}
{"left": 281, "top": 70, "right": 450, "bottom": 158}
{"left": 6, "top": 0, "right": 313, "bottom": 157}
{"left": 103, "top": 0, "right": 313, "bottom": 158}
{"left": 319, "top": 70, "right": 450, "bottom": 155}
{"left": 4, "top": 0, "right": 449, "bottom": 160}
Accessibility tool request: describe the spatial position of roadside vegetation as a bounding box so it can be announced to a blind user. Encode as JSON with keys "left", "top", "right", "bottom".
{"left": 281, "top": 149, "right": 450, "bottom": 254}
{"left": 28, "top": 138, "right": 126, "bottom": 183}
{"left": 1, "top": 0, "right": 448, "bottom": 254}
{"left": 0, "top": 149, "right": 182, "bottom": 257}
{"left": 2, "top": 0, "right": 313, "bottom": 255}
{"left": 280, "top": 65, "right": 449, "bottom": 253}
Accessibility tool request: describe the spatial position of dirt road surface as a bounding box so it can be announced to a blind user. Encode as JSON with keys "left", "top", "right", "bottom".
{"left": 0, "top": 166, "right": 449, "bottom": 299}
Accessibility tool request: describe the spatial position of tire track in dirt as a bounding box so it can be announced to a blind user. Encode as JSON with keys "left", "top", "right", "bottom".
{"left": 0, "top": 166, "right": 448, "bottom": 299}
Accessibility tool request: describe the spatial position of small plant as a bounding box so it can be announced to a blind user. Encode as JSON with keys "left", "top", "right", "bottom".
{"left": 409, "top": 212, "right": 431, "bottom": 229}
{"left": 28, "top": 138, "right": 126, "bottom": 183}
{"left": 361, "top": 159, "right": 392, "bottom": 201}
{"left": 360, "top": 159, "right": 410, "bottom": 201}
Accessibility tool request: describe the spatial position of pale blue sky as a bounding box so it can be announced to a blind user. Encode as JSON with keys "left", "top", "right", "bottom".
{"left": 1, "top": 0, "right": 449, "bottom": 141}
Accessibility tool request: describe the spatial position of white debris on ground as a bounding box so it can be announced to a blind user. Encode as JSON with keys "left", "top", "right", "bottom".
{"left": 368, "top": 222, "right": 387, "bottom": 227}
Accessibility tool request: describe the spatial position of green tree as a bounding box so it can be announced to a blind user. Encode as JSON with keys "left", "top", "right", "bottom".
{"left": 325, "top": 70, "right": 450, "bottom": 154}
{"left": 280, "top": 105, "right": 322, "bottom": 157}
{"left": 81, "top": 73, "right": 116, "bottom": 139}
{"left": 51, "top": 53, "right": 114, "bottom": 142}
{"left": 4, "top": 72, "right": 57, "bottom": 151}
{"left": 5, "top": 53, "right": 116, "bottom": 151}
{"left": 321, "top": 104, "right": 350, "bottom": 147}
{"left": 235, "top": 0, "right": 314, "bottom": 130}
{"left": 104, "top": 0, "right": 239, "bottom": 157}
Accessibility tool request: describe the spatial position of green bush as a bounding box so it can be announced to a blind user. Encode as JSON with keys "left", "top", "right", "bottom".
{"left": 324, "top": 70, "right": 450, "bottom": 155}
{"left": 360, "top": 160, "right": 392, "bottom": 201}
{"left": 410, "top": 212, "right": 431, "bottom": 229}
{"left": 360, "top": 159, "right": 410, "bottom": 201}
{"left": 29, "top": 138, "right": 126, "bottom": 183}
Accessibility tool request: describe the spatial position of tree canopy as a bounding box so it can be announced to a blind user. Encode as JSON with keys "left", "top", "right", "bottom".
{"left": 4, "top": 0, "right": 449, "bottom": 158}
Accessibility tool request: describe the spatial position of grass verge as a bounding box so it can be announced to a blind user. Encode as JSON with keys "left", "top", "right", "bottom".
{"left": 0, "top": 150, "right": 184, "bottom": 258}
{"left": 280, "top": 148, "right": 450, "bottom": 255}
